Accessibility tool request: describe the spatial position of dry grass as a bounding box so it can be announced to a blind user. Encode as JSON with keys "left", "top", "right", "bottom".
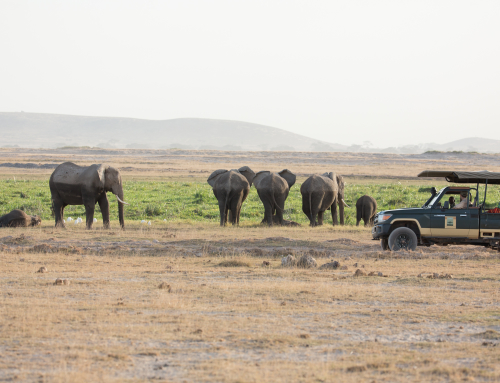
{"left": 1, "top": 148, "right": 500, "bottom": 382}
{"left": 1, "top": 224, "right": 499, "bottom": 382}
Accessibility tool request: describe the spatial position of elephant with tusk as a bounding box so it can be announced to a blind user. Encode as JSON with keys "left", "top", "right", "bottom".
{"left": 300, "top": 172, "right": 347, "bottom": 226}
{"left": 49, "top": 162, "right": 128, "bottom": 229}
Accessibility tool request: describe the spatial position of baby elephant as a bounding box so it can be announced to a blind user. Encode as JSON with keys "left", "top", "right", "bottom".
{"left": 0, "top": 209, "right": 42, "bottom": 228}
{"left": 356, "top": 195, "right": 377, "bottom": 227}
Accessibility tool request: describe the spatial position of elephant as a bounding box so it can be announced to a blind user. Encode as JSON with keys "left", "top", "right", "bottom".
{"left": 300, "top": 172, "right": 348, "bottom": 226}
{"left": 207, "top": 166, "right": 255, "bottom": 226}
{"left": 0, "top": 209, "right": 41, "bottom": 227}
{"left": 253, "top": 169, "right": 296, "bottom": 226}
{"left": 356, "top": 195, "right": 377, "bottom": 226}
{"left": 49, "top": 162, "right": 128, "bottom": 229}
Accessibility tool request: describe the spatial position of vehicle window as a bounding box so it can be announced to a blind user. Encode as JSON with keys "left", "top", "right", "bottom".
{"left": 431, "top": 190, "right": 472, "bottom": 209}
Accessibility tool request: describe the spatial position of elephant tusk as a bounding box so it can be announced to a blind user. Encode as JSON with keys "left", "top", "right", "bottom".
{"left": 341, "top": 199, "right": 350, "bottom": 208}
{"left": 116, "top": 195, "right": 129, "bottom": 205}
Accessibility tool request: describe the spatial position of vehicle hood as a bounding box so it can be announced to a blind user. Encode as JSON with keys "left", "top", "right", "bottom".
{"left": 378, "top": 207, "right": 427, "bottom": 215}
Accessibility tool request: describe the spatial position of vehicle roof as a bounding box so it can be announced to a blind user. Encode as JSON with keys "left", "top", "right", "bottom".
{"left": 418, "top": 170, "right": 500, "bottom": 184}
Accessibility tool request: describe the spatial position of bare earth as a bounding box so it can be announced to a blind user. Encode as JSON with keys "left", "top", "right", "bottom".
{"left": 0, "top": 148, "right": 499, "bottom": 382}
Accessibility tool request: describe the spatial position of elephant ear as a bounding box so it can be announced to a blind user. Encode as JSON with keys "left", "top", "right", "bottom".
{"left": 238, "top": 166, "right": 256, "bottom": 186}
{"left": 322, "top": 172, "right": 335, "bottom": 181}
{"left": 96, "top": 164, "right": 110, "bottom": 188}
{"left": 207, "top": 169, "right": 228, "bottom": 187}
{"left": 279, "top": 169, "right": 296, "bottom": 189}
{"left": 253, "top": 171, "right": 271, "bottom": 189}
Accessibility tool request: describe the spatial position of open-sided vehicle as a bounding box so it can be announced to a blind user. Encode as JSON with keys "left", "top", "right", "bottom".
{"left": 372, "top": 170, "right": 500, "bottom": 251}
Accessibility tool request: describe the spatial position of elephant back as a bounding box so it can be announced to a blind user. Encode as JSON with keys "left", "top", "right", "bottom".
{"left": 301, "top": 174, "right": 336, "bottom": 194}
{"left": 254, "top": 171, "right": 294, "bottom": 193}
{"left": 207, "top": 169, "right": 228, "bottom": 187}
{"left": 50, "top": 162, "right": 86, "bottom": 185}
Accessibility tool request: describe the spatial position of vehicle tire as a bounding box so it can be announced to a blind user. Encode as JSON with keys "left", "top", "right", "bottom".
{"left": 388, "top": 227, "right": 418, "bottom": 251}
{"left": 380, "top": 238, "right": 390, "bottom": 251}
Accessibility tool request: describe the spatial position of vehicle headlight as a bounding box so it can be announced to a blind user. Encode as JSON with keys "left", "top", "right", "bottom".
{"left": 378, "top": 214, "right": 392, "bottom": 222}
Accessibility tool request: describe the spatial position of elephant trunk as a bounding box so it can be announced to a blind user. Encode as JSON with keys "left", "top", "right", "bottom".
{"left": 113, "top": 185, "right": 126, "bottom": 229}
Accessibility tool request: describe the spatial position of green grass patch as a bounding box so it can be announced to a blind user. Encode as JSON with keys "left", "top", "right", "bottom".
{"left": 2, "top": 178, "right": 500, "bottom": 225}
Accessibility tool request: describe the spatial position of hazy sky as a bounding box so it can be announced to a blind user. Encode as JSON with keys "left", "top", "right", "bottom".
{"left": 1, "top": 1, "right": 499, "bottom": 147}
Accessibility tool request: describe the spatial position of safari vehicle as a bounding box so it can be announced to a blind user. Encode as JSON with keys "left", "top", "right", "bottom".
{"left": 372, "top": 170, "right": 500, "bottom": 251}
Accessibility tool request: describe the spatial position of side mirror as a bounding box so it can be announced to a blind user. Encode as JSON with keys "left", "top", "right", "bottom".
{"left": 443, "top": 201, "right": 449, "bottom": 209}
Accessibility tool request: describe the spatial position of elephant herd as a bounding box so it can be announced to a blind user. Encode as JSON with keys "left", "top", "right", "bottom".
{"left": 0, "top": 162, "right": 380, "bottom": 229}
{"left": 206, "top": 166, "right": 378, "bottom": 228}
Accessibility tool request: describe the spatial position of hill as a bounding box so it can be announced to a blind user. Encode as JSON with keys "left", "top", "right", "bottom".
{"left": 0, "top": 112, "right": 347, "bottom": 152}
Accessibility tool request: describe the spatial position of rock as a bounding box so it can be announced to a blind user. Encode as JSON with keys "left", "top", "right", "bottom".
{"left": 262, "top": 261, "right": 270, "bottom": 266}
{"left": 354, "top": 269, "right": 366, "bottom": 277}
{"left": 281, "top": 255, "right": 297, "bottom": 267}
{"left": 297, "top": 254, "right": 317, "bottom": 269}
{"left": 54, "top": 278, "right": 70, "bottom": 285}
{"left": 368, "top": 271, "right": 376, "bottom": 276}
{"left": 340, "top": 266, "right": 348, "bottom": 270}
{"left": 319, "top": 261, "right": 341, "bottom": 270}
{"left": 377, "top": 272, "right": 384, "bottom": 277}
{"left": 433, "top": 273, "right": 440, "bottom": 279}
{"left": 158, "top": 282, "right": 172, "bottom": 292}
{"left": 37, "top": 266, "right": 48, "bottom": 273}
{"left": 299, "top": 334, "right": 310, "bottom": 339}
{"left": 353, "top": 262, "right": 358, "bottom": 267}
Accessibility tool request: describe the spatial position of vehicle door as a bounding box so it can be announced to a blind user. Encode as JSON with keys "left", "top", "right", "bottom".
{"left": 430, "top": 194, "right": 472, "bottom": 237}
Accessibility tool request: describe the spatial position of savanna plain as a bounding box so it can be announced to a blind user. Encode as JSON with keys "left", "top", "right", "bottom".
{"left": 0, "top": 148, "right": 499, "bottom": 382}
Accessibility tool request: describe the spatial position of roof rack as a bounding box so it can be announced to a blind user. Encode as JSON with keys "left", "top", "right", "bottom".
{"left": 418, "top": 170, "right": 500, "bottom": 185}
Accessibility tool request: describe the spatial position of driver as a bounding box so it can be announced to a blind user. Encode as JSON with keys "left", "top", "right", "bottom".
{"left": 453, "top": 191, "right": 469, "bottom": 209}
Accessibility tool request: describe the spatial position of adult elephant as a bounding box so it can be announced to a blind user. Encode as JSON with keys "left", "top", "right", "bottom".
{"left": 253, "top": 169, "right": 296, "bottom": 226}
{"left": 356, "top": 195, "right": 377, "bottom": 227}
{"left": 207, "top": 166, "right": 255, "bottom": 226}
{"left": 49, "top": 162, "right": 128, "bottom": 229}
{"left": 0, "top": 209, "right": 41, "bottom": 227}
{"left": 300, "top": 172, "right": 348, "bottom": 227}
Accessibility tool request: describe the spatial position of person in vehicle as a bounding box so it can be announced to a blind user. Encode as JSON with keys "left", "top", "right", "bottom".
{"left": 453, "top": 192, "right": 469, "bottom": 209}
{"left": 448, "top": 196, "right": 455, "bottom": 208}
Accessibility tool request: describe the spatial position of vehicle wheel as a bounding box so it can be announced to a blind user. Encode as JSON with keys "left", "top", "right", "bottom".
{"left": 380, "top": 238, "right": 390, "bottom": 251}
{"left": 388, "top": 227, "right": 418, "bottom": 251}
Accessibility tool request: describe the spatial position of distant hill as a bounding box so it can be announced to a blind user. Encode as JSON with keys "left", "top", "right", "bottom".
{"left": 0, "top": 112, "right": 347, "bottom": 152}
{"left": 426, "top": 137, "right": 500, "bottom": 153}
{"left": 1, "top": 112, "right": 498, "bottom": 153}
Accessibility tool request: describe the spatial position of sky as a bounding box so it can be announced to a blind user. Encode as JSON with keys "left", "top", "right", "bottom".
{"left": 1, "top": 1, "right": 499, "bottom": 148}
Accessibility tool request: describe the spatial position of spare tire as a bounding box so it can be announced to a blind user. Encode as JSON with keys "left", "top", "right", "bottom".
{"left": 388, "top": 227, "right": 418, "bottom": 251}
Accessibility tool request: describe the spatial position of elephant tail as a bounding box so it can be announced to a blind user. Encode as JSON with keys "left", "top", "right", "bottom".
{"left": 271, "top": 191, "right": 283, "bottom": 212}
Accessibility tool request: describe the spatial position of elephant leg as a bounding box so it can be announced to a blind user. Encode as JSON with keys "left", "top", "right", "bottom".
{"left": 331, "top": 202, "right": 339, "bottom": 226}
{"left": 53, "top": 199, "right": 66, "bottom": 228}
{"left": 317, "top": 210, "right": 324, "bottom": 226}
{"left": 83, "top": 200, "right": 95, "bottom": 230}
{"left": 218, "top": 200, "right": 227, "bottom": 227}
{"left": 230, "top": 196, "right": 240, "bottom": 226}
{"left": 262, "top": 197, "right": 273, "bottom": 226}
{"left": 98, "top": 194, "right": 110, "bottom": 229}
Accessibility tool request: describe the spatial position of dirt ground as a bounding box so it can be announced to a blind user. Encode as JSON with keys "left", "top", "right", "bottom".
{"left": 1, "top": 148, "right": 500, "bottom": 382}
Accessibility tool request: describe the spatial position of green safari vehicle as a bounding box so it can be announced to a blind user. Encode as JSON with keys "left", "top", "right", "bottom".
{"left": 372, "top": 170, "right": 500, "bottom": 251}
